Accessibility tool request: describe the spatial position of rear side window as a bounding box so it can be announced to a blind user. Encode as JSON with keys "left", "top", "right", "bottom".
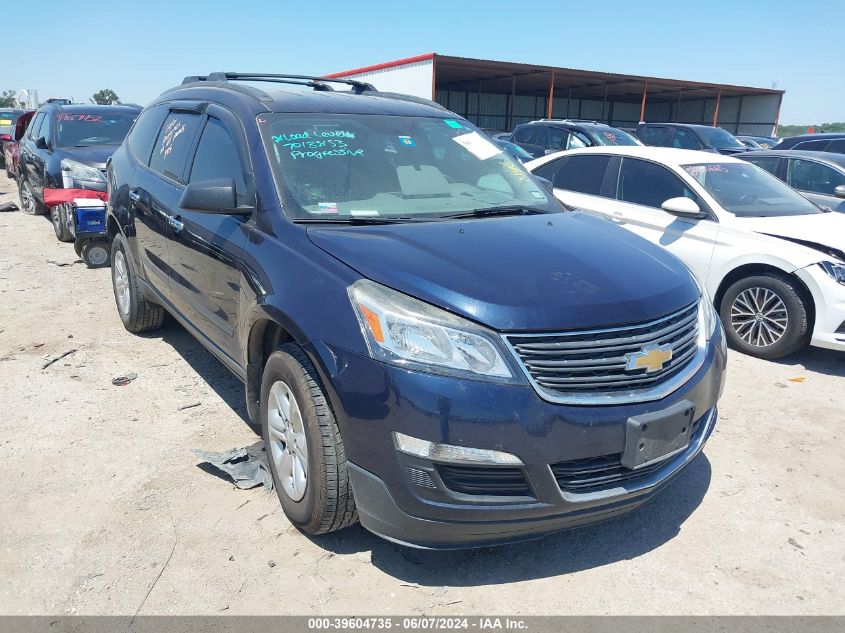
{"left": 189, "top": 117, "right": 250, "bottom": 206}
{"left": 553, "top": 155, "right": 612, "bottom": 196}
{"left": 127, "top": 105, "right": 168, "bottom": 165}
{"left": 792, "top": 139, "right": 828, "bottom": 151}
{"left": 825, "top": 139, "right": 845, "bottom": 154}
{"left": 148, "top": 112, "right": 202, "bottom": 183}
{"left": 619, "top": 158, "right": 699, "bottom": 209}
{"left": 638, "top": 126, "right": 672, "bottom": 146}
{"left": 743, "top": 156, "right": 780, "bottom": 176}
{"left": 787, "top": 159, "right": 845, "bottom": 195}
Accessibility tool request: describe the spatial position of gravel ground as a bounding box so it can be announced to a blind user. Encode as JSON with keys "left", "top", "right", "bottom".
{"left": 0, "top": 172, "right": 843, "bottom": 616}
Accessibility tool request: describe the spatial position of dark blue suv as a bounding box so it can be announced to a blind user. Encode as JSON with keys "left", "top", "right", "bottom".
{"left": 107, "top": 73, "right": 726, "bottom": 549}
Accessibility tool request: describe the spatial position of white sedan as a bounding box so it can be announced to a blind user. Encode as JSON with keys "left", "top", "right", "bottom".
{"left": 527, "top": 146, "right": 845, "bottom": 359}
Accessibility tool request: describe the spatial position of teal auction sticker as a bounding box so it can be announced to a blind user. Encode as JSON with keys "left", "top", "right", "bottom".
{"left": 444, "top": 119, "right": 464, "bottom": 129}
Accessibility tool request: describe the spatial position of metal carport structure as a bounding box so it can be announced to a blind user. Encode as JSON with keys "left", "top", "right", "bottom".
{"left": 326, "top": 53, "right": 784, "bottom": 136}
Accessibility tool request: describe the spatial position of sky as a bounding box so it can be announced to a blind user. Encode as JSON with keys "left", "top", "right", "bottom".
{"left": 6, "top": 0, "right": 843, "bottom": 124}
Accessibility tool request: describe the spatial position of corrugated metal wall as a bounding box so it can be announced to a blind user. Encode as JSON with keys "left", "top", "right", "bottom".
{"left": 435, "top": 89, "right": 780, "bottom": 135}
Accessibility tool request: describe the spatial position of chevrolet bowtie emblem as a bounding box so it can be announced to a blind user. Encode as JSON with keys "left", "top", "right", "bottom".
{"left": 625, "top": 344, "right": 673, "bottom": 373}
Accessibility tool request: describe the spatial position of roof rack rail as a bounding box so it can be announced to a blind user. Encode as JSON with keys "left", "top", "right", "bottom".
{"left": 181, "top": 72, "right": 376, "bottom": 94}
{"left": 538, "top": 118, "right": 600, "bottom": 124}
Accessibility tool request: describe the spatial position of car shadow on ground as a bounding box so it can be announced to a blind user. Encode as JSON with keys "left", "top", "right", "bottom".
{"left": 151, "top": 320, "right": 255, "bottom": 430}
{"left": 769, "top": 345, "right": 845, "bottom": 377}
{"left": 310, "top": 455, "right": 712, "bottom": 585}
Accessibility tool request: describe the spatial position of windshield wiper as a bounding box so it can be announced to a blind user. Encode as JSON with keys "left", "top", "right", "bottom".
{"left": 441, "top": 205, "right": 551, "bottom": 219}
{"left": 294, "top": 216, "right": 432, "bottom": 225}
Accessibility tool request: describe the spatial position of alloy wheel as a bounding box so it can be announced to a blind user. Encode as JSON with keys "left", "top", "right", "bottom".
{"left": 20, "top": 181, "right": 35, "bottom": 214}
{"left": 113, "top": 250, "right": 131, "bottom": 316}
{"left": 267, "top": 380, "right": 309, "bottom": 501}
{"left": 730, "top": 287, "right": 788, "bottom": 347}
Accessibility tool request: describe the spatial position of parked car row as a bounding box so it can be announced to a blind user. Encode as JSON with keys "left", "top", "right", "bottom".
{"left": 14, "top": 101, "right": 140, "bottom": 266}
{"left": 10, "top": 74, "right": 842, "bottom": 552}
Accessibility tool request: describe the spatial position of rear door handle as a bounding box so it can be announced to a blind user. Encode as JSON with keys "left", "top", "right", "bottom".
{"left": 128, "top": 190, "right": 140, "bottom": 203}
{"left": 168, "top": 216, "right": 184, "bottom": 233}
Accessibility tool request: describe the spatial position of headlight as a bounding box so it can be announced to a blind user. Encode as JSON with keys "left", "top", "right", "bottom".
{"left": 348, "top": 279, "right": 516, "bottom": 381}
{"left": 819, "top": 261, "right": 845, "bottom": 286}
{"left": 61, "top": 158, "right": 105, "bottom": 188}
{"left": 691, "top": 273, "right": 718, "bottom": 340}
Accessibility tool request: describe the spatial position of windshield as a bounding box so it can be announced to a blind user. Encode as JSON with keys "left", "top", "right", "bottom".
{"left": 495, "top": 140, "right": 533, "bottom": 160}
{"left": 683, "top": 162, "right": 822, "bottom": 217}
{"left": 587, "top": 127, "right": 641, "bottom": 146}
{"left": 695, "top": 127, "right": 745, "bottom": 150}
{"left": 0, "top": 113, "right": 18, "bottom": 136}
{"left": 55, "top": 112, "right": 137, "bottom": 147}
{"left": 258, "top": 113, "right": 559, "bottom": 220}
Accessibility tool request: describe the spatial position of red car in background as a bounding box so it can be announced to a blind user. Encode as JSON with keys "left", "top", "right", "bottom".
{"left": 1, "top": 108, "right": 35, "bottom": 178}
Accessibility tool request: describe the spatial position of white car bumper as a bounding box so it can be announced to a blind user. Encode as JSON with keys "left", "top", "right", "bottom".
{"left": 796, "top": 264, "right": 845, "bottom": 352}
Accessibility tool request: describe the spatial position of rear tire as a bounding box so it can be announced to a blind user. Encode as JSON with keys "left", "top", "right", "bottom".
{"left": 18, "top": 176, "right": 46, "bottom": 215}
{"left": 110, "top": 234, "right": 164, "bottom": 332}
{"left": 719, "top": 273, "right": 810, "bottom": 359}
{"left": 261, "top": 344, "right": 357, "bottom": 535}
{"left": 51, "top": 203, "right": 73, "bottom": 242}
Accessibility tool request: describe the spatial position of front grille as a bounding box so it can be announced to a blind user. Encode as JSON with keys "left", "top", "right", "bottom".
{"left": 552, "top": 416, "right": 704, "bottom": 494}
{"left": 506, "top": 301, "right": 699, "bottom": 398}
{"left": 435, "top": 464, "right": 531, "bottom": 497}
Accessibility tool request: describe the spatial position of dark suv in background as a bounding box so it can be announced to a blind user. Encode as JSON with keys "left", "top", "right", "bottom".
{"left": 17, "top": 103, "right": 140, "bottom": 219}
{"left": 508, "top": 119, "right": 641, "bottom": 158}
{"left": 106, "top": 72, "right": 724, "bottom": 549}
{"left": 773, "top": 132, "right": 845, "bottom": 155}
{"left": 636, "top": 122, "right": 748, "bottom": 155}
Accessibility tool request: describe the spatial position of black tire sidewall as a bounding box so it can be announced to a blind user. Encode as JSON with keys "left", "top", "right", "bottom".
{"left": 81, "top": 240, "right": 109, "bottom": 268}
{"left": 111, "top": 236, "right": 137, "bottom": 326}
{"left": 260, "top": 349, "right": 327, "bottom": 531}
{"left": 720, "top": 274, "right": 809, "bottom": 359}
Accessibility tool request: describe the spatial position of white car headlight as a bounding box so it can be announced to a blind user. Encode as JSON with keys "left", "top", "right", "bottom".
{"left": 819, "top": 261, "right": 845, "bottom": 286}
{"left": 690, "top": 273, "right": 718, "bottom": 340}
{"left": 61, "top": 158, "right": 105, "bottom": 188}
{"left": 348, "top": 279, "right": 515, "bottom": 381}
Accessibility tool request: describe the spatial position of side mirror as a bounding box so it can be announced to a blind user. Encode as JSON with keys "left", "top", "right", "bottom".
{"left": 35, "top": 137, "right": 48, "bottom": 150}
{"left": 661, "top": 197, "right": 704, "bottom": 218}
{"left": 0, "top": 134, "right": 11, "bottom": 143}
{"left": 835, "top": 185, "right": 845, "bottom": 200}
{"left": 179, "top": 178, "right": 247, "bottom": 213}
{"left": 535, "top": 176, "right": 554, "bottom": 193}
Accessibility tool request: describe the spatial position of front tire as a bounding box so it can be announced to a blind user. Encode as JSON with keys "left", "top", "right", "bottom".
{"left": 110, "top": 234, "right": 164, "bottom": 332}
{"left": 720, "top": 273, "right": 810, "bottom": 359}
{"left": 18, "top": 177, "right": 46, "bottom": 215}
{"left": 261, "top": 344, "right": 357, "bottom": 535}
{"left": 51, "top": 203, "right": 73, "bottom": 242}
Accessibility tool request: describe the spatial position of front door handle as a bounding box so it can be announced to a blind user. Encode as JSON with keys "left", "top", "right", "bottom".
{"left": 168, "top": 216, "right": 184, "bottom": 233}
{"left": 128, "top": 190, "right": 141, "bottom": 203}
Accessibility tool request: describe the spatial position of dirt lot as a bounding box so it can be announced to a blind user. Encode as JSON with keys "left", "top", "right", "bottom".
{"left": 0, "top": 171, "right": 843, "bottom": 616}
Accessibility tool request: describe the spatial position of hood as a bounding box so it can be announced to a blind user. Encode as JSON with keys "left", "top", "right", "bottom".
{"left": 307, "top": 212, "right": 699, "bottom": 332}
{"left": 58, "top": 145, "right": 116, "bottom": 169}
{"left": 731, "top": 212, "right": 845, "bottom": 260}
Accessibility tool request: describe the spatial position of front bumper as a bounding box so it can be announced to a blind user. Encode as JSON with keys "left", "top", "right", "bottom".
{"left": 308, "top": 325, "right": 726, "bottom": 549}
{"left": 795, "top": 265, "right": 845, "bottom": 352}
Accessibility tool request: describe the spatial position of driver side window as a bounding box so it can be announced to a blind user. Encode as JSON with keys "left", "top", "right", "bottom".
{"left": 619, "top": 158, "right": 703, "bottom": 211}
{"left": 672, "top": 129, "right": 701, "bottom": 150}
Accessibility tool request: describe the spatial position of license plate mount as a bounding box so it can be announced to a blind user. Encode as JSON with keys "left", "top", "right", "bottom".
{"left": 621, "top": 400, "right": 695, "bottom": 470}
